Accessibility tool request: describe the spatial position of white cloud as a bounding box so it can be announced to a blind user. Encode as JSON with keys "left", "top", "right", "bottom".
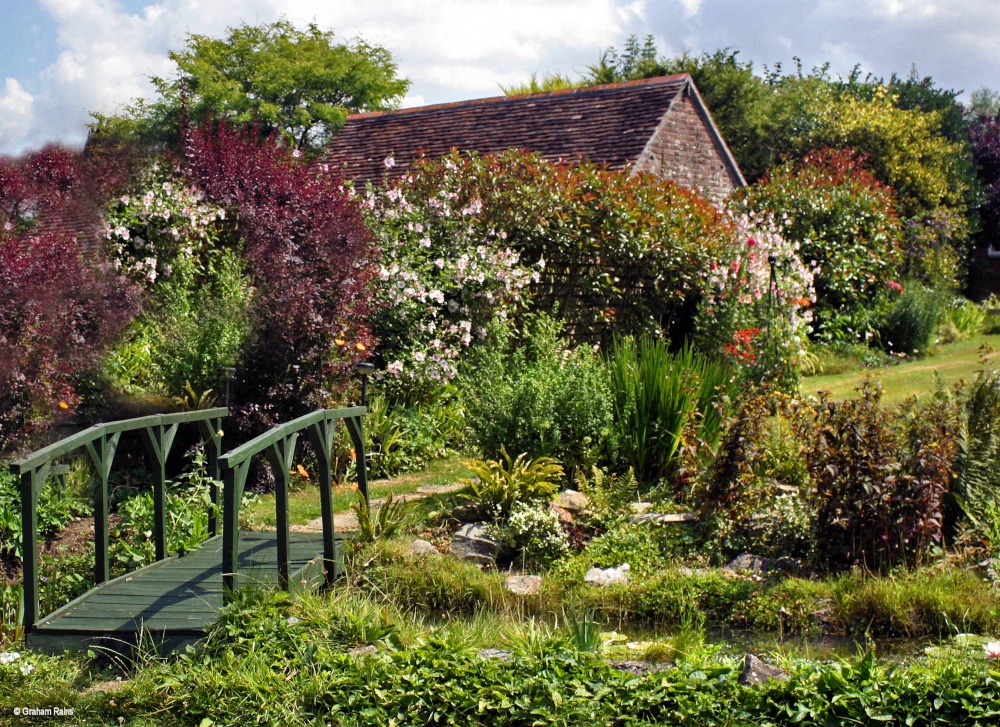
{"left": 679, "top": 0, "right": 702, "bottom": 18}
{"left": 0, "top": 0, "right": 641, "bottom": 153}
{"left": 9, "top": 0, "right": 1000, "bottom": 154}
{"left": 0, "top": 79, "right": 36, "bottom": 154}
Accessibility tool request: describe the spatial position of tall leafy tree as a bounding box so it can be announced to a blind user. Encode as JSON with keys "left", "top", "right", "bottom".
{"left": 91, "top": 20, "right": 409, "bottom": 154}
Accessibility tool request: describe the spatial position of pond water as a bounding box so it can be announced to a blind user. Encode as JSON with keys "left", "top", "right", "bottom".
{"left": 705, "top": 628, "right": 933, "bottom": 662}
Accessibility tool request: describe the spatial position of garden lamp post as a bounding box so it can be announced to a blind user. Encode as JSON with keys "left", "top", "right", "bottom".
{"left": 356, "top": 362, "right": 375, "bottom": 406}
{"left": 767, "top": 254, "right": 778, "bottom": 371}
{"left": 221, "top": 367, "right": 236, "bottom": 409}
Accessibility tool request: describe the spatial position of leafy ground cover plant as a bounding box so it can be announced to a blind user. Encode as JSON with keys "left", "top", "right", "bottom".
{"left": 10, "top": 583, "right": 997, "bottom": 726}
{"left": 459, "top": 447, "right": 563, "bottom": 522}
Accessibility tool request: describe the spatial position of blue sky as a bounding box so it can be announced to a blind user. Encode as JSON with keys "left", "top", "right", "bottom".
{"left": 2, "top": 0, "right": 1000, "bottom": 156}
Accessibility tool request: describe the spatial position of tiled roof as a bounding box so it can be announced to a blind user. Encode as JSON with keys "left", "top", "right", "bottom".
{"left": 323, "top": 74, "right": 693, "bottom": 186}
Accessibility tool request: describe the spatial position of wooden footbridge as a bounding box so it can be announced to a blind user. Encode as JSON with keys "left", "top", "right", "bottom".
{"left": 10, "top": 406, "right": 368, "bottom": 654}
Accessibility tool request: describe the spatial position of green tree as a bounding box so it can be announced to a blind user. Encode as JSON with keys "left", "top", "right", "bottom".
{"left": 91, "top": 20, "right": 409, "bottom": 154}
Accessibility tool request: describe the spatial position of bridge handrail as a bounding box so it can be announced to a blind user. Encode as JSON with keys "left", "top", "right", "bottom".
{"left": 10, "top": 407, "right": 228, "bottom": 630}
{"left": 217, "top": 406, "right": 368, "bottom": 599}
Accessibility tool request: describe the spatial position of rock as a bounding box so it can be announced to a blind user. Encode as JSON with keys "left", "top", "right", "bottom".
{"left": 506, "top": 574, "right": 542, "bottom": 595}
{"left": 478, "top": 648, "right": 513, "bottom": 661}
{"left": 607, "top": 660, "right": 672, "bottom": 675}
{"left": 556, "top": 489, "right": 590, "bottom": 513}
{"left": 584, "top": 563, "right": 630, "bottom": 586}
{"left": 407, "top": 539, "right": 439, "bottom": 557}
{"left": 349, "top": 645, "right": 379, "bottom": 657}
{"left": 724, "top": 553, "right": 802, "bottom": 576}
{"left": 627, "top": 512, "right": 697, "bottom": 525}
{"left": 450, "top": 523, "right": 500, "bottom": 565}
{"left": 549, "top": 502, "right": 574, "bottom": 524}
{"left": 450, "top": 503, "right": 481, "bottom": 523}
{"left": 975, "top": 558, "right": 1000, "bottom": 583}
{"left": 630, "top": 502, "right": 655, "bottom": 514}
{"left": 738, "top": 654, "right": 789, "bottom": 686}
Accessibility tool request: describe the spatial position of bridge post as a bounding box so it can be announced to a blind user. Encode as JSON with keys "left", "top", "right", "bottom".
{"left": 222, "top": 461, "right": 247, "bottom": 600}
{"left": 197, "top": 417, "right": 225, "bottom": 537}
{"left": 18, "top": 466, "right": 45, "bottom": 630}
{"left": 140, "top": 422, "right": 179, "bottom": 562}
{"left": 309, "top": 418, "right": 337, "bottom": 583}
{"left": 266, "top": 434, "right": 298, "bottom": 591}
{"left": 344, "top": 415, "right": 370, "bottom": 508}
{"left": 85, "top": 432, "right": 121, "bottom": 584}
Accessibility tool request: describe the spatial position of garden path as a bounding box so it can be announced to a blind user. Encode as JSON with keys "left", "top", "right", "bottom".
{"left": 291, "top": 482, "right": 465, "bottom": 533}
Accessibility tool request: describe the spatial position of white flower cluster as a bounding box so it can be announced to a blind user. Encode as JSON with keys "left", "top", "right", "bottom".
{"left": 103, "top": 163, "right": 226, "bottom": 287}
{"left": 698, "top": 211, "right": 816, "bottom": 372}
{"left": 368, "top": 177, "right": 534, "bottom": 386}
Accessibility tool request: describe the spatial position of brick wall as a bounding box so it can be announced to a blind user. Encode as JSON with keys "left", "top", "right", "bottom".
{"left": 631, "top": 89, "right": 740, "bottom": 206}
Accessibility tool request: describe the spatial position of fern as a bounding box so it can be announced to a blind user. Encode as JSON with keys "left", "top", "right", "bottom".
{"left": 952, "top": 364, "right": 1000, "bottom": 525}
{"left": 460, "top": 447, "right": 564, "bottom": 522}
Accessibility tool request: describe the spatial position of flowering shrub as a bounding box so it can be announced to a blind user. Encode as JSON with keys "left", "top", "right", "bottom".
{"left": 104, "top": 162, "right": 228, "bottom": 288}
{"left": 363, "top": 155, "right": 534, "bottom": 399}
{"left": 370, "top": 150, "right": 729, "bottom": 350}
{"left": 734, "top": 149, "right": 902, "bottom": 311}
{"left": 103, "top": 162, "right": 251, "bottom": 395}
{"left": 695, "top": 213, "right": 814, "bottom": 386}
{"left": 183, "top": 120, "right": 379, "bottom": 421}
{"left": 487, "top": 501, "right": 570, "bottom": 567}
{"left": 0, "top": 147, "right": 139, "bottom": 452}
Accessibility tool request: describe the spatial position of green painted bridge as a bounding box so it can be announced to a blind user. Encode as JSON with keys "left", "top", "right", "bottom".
{"left": 10, "top": 406, "right": 368, "bottom": 654}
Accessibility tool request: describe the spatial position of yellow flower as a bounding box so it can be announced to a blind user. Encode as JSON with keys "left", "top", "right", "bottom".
{"left": 58, "top": 401, "right": 69, "bottom": 410}
{"left": 355, "top": 342, "right": 367, "bottom": 352}
{"left": 296, "top": 464, "right": 309, "bottom": 479}
{"left": 335, "top": 338, "right": 346, "bottom": 346}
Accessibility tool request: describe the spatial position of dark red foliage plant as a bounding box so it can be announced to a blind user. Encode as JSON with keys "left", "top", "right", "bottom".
{"left": 182, "top": 120, "right": 379, "bottom": 424}
{"left": 0, "top": 146, "right": 141, "bottom": 453}
{"left": 787, "top": 375, "right": 956, "bottom": 572}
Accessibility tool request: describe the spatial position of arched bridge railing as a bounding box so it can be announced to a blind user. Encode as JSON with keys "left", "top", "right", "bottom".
{"left": 218, "top": 406, "right": 368, "bottom": 599}
{"left": 9, "top": 408, "right": 228, "bottom": 630}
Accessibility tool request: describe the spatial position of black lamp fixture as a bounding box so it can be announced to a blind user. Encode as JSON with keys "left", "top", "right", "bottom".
{"left": 355, "top": 362, "right": 375, "bottom": 407}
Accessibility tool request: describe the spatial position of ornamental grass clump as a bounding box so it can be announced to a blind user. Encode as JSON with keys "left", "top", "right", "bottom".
{"left": 608, "top": 336, "right": 739, "bottom": 486}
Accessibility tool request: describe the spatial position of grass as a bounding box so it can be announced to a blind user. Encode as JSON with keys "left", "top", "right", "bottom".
{"left": 4, "top": 566, "right": 998, "bottom": 726}
{"left": 802, "top": 333, "right": 1000, "bottom": 404}
{"left": 243, "top": 457, "right": 472, "bottom": 528}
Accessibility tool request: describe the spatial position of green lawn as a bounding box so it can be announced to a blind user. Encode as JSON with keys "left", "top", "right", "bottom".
{"left": 244, "top": 456, "right": 472, "bottom": 527}
{"left": 802, "top": 333, "right": 1000, "bottom": 404}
